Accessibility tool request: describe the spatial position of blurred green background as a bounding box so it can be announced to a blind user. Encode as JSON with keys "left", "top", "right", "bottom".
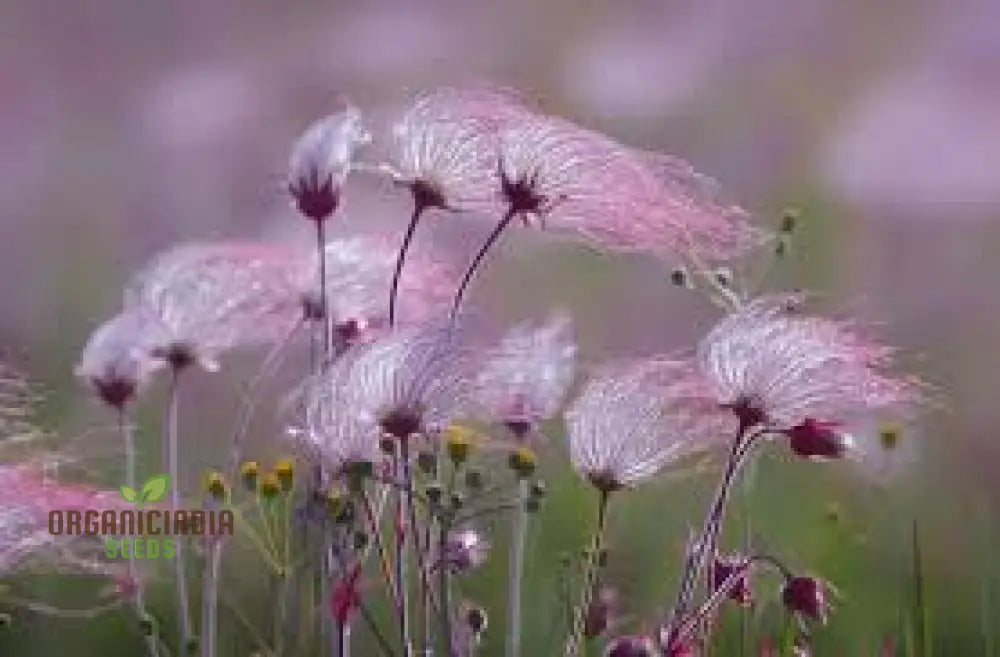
{"left": 2, "top": 0, "right": 999, "bottom": 654}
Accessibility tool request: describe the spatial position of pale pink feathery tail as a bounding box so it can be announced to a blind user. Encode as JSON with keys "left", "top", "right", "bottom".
{"left": 0, "top": 461, "right": 126, "bottom": 574}
{"left": 123, "top": 240, "right": 309, "bottom": 372}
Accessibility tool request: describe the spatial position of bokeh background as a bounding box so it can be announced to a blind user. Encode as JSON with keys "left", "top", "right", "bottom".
{"left": 2, "top": 0, "right": 999, "bottom": 654}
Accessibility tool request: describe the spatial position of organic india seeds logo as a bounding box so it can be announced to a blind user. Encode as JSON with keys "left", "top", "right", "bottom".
{"left": 47, "top": 473, "right": 234, "bottom": 560}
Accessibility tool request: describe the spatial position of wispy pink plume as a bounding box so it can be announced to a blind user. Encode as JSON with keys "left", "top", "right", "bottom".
{"left": 564, "top": 358, "right": 729, "bottom": 490}
{"left": 124, "top": 241, "right": 307, "bottom": 370}
{"left": 497, "top": 115, "right": 765, "bottom": 262}
{"left": 697, "top": 294, "right": 921, "bottom": 429}
{"left": 388, "top": 86, "right": 532, "bottom": 212}
{"left": 0, "top": 461, "right": 121, "bottom": 573}
{"left": 472, "top": 311, "right": 576, "bottom": 436}
{"left": 306, "top": 236, "right": 454, "bottom": 338}
{"left": 75, "top": 311, "right": 161, "bottom": 408}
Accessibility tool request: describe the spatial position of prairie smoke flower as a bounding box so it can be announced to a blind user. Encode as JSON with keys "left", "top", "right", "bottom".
{"left": 384, "top": 86, "right": 530, "bottom": 325}
{"left": 473, "top": 311, "right": 576, "bottom": 439}
{"left": 386, "top": 86, "right": 528, "bottom": 213}
{"left": 696, "top": 294, "right": 920, "bottom": 434}
{"left": 496, "top": 116, "right": 760, "bottom": 259}
{"left": 322, "top": 323, "right": 473, "bottom": 443}
{"left": 302, "top": 236, "right": 453, "bottom": 344}
{"left": 565, "top": 359, "right": 726, "bottom": 492}
{"left": 442, "top": 527, "right": 490, "bottom": 574}
{"left": 781, "top": 575, "right": 833, "bottom": 624}
{"left": 297, "top": 368, "right": 383, "bottom": 475}
{"left": 785, "top": 418, "right": 855, "bottom": 460}
{"left": 288, "top": 104, "right": 370, "bottom": 223}
{"left": 604, "top": 635, "right": 659, "bottom": 657}
{"left": 76, "top": 311, "right": 160, "bottom": 408}
{"left": 124, "top": 241, "right": 306, "bottom": 371}
{"left": 0, "top": 462, "right": 120, "bottom": 573}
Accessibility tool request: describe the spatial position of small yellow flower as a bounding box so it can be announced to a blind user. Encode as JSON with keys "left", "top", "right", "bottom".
{"left": 259, "top": 472, "right": 281, "bottom": 499}
{"left": 274, "top": 459, "right": 294, "bottom": 492}
{"left": 240, "top": 461, "right": 259, "bottom": 490}
{"left": 444, "top": 424, "right": 479, "bottom": 464}
{"left": 878, "top": 422, "right": 902, "bottom": 451}
{"left": 205, "top": 471, "right": 227, "bottom": 501}
{"left": 508, "top": 446, "right": 537, "bottom": 478}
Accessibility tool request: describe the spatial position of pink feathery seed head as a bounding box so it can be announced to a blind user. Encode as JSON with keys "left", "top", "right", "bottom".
{"left": 303, "top": 236, "right": 453, "bottom": 339}
{"left": 0, "top": 462, "right": 122, "bottom": 574}
{"left": 75, "top": 311, "right": 163, "bottom": 409}
{"left": 605, "top": 635, "right": 660, "bottom": 657}
{"left": 473, "top": 311, "right": 576, "bottom": 439}
{"left": 496, "top": 115, "right": 763, "bottom": 261}
{"left": 697, "top": 294, "right": 922, "bottom": 431}
{"left": 322, "top": 321, "right": 476, "bottom": 443}
{"left": 288, "top": 103, "right": 371, "bottom": 223}
{"left": 565, "top": 358, "right": 728, "bottom": 493}
{"left": 388, "top": 86, "right": 531, "bottom": 214}
{"left": 124, "top": 241, "right": 307, "bottom": 372}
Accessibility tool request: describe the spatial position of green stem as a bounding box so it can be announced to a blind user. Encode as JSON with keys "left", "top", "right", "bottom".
{"left": 437, "top": 519, "right": 453, "bottom": 657}
{"left": 506, "top": 479, "right": 529, "bottom": 657}
{"left": 564, "top": 489, "right": 611, "bottom": 657}
{"left": 165, "top": 370, "right": 192, "bottom": 650}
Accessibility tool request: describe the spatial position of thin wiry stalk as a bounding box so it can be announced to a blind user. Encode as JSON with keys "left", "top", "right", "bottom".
{"left": 389, "top": 204, "right": 425, "bottom": 327}
{"left": 119, "top": 411, "right": 161, "bottom": 657}
{"left": 394, "top": 444, "right": 414, "bottom": 657}
{"left": 437, "top": 519, "right": 453, "bottom": 657}
{"left": 200, "top": 540, "right": 222, "bottom": 657}
{"left": 337, "top": 620, "right": 351, "bottom": 657}
{"left": 505, "top": 478, "right": 529, "bottom": 657}
{"left": 401, "top": 437, "right": 432, "bottom": 655}
{"left": 165, "top": 370, "right": 193, "bottom": 650}
{"left": 450, "top": 207, "right": 518, "bottom": 321}
{"left": 316, "top": 220, "right": 332, "bottom": 358}
{"left": 564, "top": 489, "right": 611, "bottom": 657}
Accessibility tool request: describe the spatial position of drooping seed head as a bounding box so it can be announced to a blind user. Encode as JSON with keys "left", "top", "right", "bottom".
{"left": 565, "top": 358, "right": 729, "bottom": 492}
{"left": 473, "top": 311, "right": 577, "bottom": 439}
{"left": 698, "top": 294, "right": 922, "bottom": 431}
{"left": 782, "top": 575, "right": 833, "bottom": 624}
{"left": 76, "top": 311, "right": 162, "bottom": 409}
{"left": 124, "top": 241, "right": 306, "bottom": 372}
{"left": 287, "top": 104, "right": 370, "bottom": 223}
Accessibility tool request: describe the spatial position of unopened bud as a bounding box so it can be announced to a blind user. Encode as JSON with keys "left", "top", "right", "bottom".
{"left": 240, "top": 461, "right": 259, "bottom": 491}
{"left": 782, "top": 575, "right": 832, "bottom": 624}
{"left": 205, "top": 471, "right": 227, "bottom": 501}
{"left": 464, "top": 468, "right": 485, "bottom": 491}
{"left": 507, "top": 446, "right": 537, "bottom": 478}
{"left": 274, "top": 459, "right": 294, "bottom": 492}
{"left": 416, "top": 451, "right": 437, "bottom": 475}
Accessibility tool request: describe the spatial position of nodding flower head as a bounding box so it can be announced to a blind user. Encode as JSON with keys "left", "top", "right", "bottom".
{"left": 442, "top": 527, "right": 490, "bottom": 574}
{"left": 782, "top": 575, "right": 834, "bottom": 625}
{"left": 784, "top": 418, "right": 856, "bottom": 460}
{"left": 473, "top": 311, "right": 576, "bottom": 440}
{"left": 0, "top": 461, "right": 121, "bottom": 574}
{"left": 124, "top": 241, "right": 306, "bottom": 372}
{"left": 697, "top": 294, "right": 921, "bottom": 431}
{"left": 497, "top": 115, "right": 763, "bottom": 262}
{"left": 76, "top": 311, "right": 161, "bottom": 409}
{"left": 604, "top": 635, "right": 660, "bottom": 657}
{"left": 288, "top": 103, "right": 370, "bottom": 222}
{"left": 322, "top": 322, "right": 475, "bottom": 443}
{"left": 387, "top": 86, "right": 530, "bottom": 213}
{"left": 301, "top": 236, "right": 453, "bottom": 341}
{"left": 565, "top": 359, "right": 729, "bottom": 493}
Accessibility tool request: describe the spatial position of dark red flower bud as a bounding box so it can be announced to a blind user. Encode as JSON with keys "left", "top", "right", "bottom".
{"left": 584, "top": 586, "right": 617, "bottom": 638}
{"left": 782, "top": 575, "right": 831, "bottom": 624}
{"left": 330, "top": 564, "right": 363, "bottom": 626}
{"left": 711, "top": 555, "right": 752, "bottom": 606}
{"left": 784, "top": 419, "right": 852, "bottom": 460}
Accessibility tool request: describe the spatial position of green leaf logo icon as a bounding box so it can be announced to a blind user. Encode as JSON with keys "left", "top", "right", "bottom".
{"left": 119, "top": 485, "right": 138, "bottom": 503}
{"left": 140, "top": 474, "right": 171, "bottom": 505}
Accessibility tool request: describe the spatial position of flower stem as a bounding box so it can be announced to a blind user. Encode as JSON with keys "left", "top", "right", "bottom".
{"left": 505, "top": 478, "right": 529, "bottom": 657}
{"left": 394, "top": 444, "right": 413, "bottom": 657}
{"left": 450, "top": 207, "right": 518, "bottom": 321}
{"left": 119, "top": 411, "right": 161, "bottom": 657}
{"left": 200, "top": 540, "right": 221, "bottom": 657}
{"left": 165, "top": 370, "right": 192, "bottom": 651}
{"left": 437, "top": 519, "right": 453, "bottom": 657}
{"left": 564, "top": 489, "right": 611, "bottom": 657}
{"left": 389, "top": 204, "right": 425, "bottom": 327}
{"left": 316, "top": 220, "right": 331, "bottom": 359}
